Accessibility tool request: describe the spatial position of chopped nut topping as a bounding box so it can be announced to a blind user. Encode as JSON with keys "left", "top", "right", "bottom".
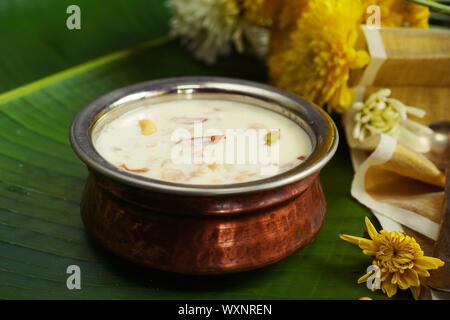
{"left": 171, "top": 117, "right": 208, "bottom": 124}
{"left": 161, "top": 168, "right": 184, "bottom": 181}
{"left": 234, "top": 171, "right": 256, "bottom": 182}
{"left": 207, "top": 163, "right": 220, "bottom": 171}
{"left": 191, "top": 166, "right": 208, "bottom": 177}
{"left": 210, "top": 135, "right": 226, "bottom": 143}
{"left": 119, "top": 163, "right": 149, "bottom": 173}
{"left": 138, "top": 119, "right": 157, "bottom": 135}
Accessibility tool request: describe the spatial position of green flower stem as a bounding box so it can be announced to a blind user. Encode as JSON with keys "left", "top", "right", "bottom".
{"left": 407, "top": 0, "right": 450, "bottom": 14}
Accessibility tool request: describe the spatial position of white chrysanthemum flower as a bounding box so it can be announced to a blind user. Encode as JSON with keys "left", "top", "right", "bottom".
{"left": 242, "top": 23, "right": 270, "bottom": 58}
{"left": 168, "top": 0, "right": 243, "bottom": 64}
{"left": 167, "top": 0, "right": 269, "bottom": 64}
{"left": 352, "top": 89, "right": 433, "bottom": 153}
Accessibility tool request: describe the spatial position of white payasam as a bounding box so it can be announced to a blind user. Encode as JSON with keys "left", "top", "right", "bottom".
{"left": 93, "top": 99, "right": 312, "bottom": 185}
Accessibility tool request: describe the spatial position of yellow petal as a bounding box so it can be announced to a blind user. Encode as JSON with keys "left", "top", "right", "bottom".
{"left": 339, "top": 85, "right": 354, "bottom": 110}
{"left": 357, "top": 272, "right": 371, "bottom": 284}
{"left": 339, "top": 234, "right": 364, "bottom": 245}
{"left": 359, "top": 239, "right": 379, "bottom": 251}
{"left": 414, "top": 256, "right": 445, "bottom": 270}
{"left": 362, "top": 249, "right": 378, "bottom": 256}
{"left": 410, "top": 285, "right": 421, "bottom": 300}
{"left": 350, "top": 50, "right": 370, "bottom": 69}
{"left": 403, "top": 269, "right": 420, "bottom": 288}
{"left": 395, "top": 272, "right": 412, "bottom": 290}
{"left": 391, "top": 272, "right": 399, "bottom": 285}
{"left": 340, "top": 234, "right": 377, "bottom": 254}
{"left": 382, "top": 279, "right": 398, "bottom": 298}
{"left": 364, "top": 217, "right": 379, "bottom": 240}
{"left": 413, "top": 267, "right": 430, "bottom": 278}
{"left": 329, "top": 84, "right": 353, "bottom": 113}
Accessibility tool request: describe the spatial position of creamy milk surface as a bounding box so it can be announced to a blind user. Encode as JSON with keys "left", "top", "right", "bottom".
{"left": 93, "top": 99, "right": 312, "bottom": 185}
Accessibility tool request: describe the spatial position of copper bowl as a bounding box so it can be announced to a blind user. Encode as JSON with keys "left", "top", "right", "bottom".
{"left": 70, "top": 77, "right": 338, "bottom": 274}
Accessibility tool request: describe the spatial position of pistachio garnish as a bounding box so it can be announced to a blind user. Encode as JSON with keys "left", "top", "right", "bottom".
{"left": 265, "top": 130, "right": 280, "bottom": 146}
{"left": 139, "top": 119, "right": 157, "bottom": 135}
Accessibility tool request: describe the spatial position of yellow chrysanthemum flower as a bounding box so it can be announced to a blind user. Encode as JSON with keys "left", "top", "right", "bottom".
{"left": 242, "top": 0, "right": 280, "bottom": 26}
{"left": 268, "top": 0, "right": 309, "bottom": 54}
{"left": 241, "top": 0, "right": 307, "bottom": 28}
{"left": 361, "top": 0, "right": 430, "bottom": 28}
{"left": 268, "top": 0, "right": 370, "bottom": 113}
{"left": 340, "top": 217, "right": 444, "bottom": 299}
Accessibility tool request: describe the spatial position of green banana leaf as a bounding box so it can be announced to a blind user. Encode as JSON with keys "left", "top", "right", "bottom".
{"left": 0, "top": 0, "right": 410, "bottom": 299}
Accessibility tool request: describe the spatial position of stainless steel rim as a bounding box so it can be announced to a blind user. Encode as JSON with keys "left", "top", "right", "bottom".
{"left": 70, "top": 77, "right": 339, "bottom": 196}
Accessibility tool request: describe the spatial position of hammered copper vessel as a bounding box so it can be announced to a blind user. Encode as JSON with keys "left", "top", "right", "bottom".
{"left": 70, "top": 77, "right": 338, "bottom": 274}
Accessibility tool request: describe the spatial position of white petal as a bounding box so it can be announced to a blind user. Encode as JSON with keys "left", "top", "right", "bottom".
{"left": 401, "top": 119, "right": 434, "bottom": 135}
{"left": 397, "top": 127, "right": 431, "bottom": 153}
{"left": 353, "top": 123, "right": 361, "bottom": 139}
{"left": 405, "top": 106, "right": 426, "bottom": 118}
